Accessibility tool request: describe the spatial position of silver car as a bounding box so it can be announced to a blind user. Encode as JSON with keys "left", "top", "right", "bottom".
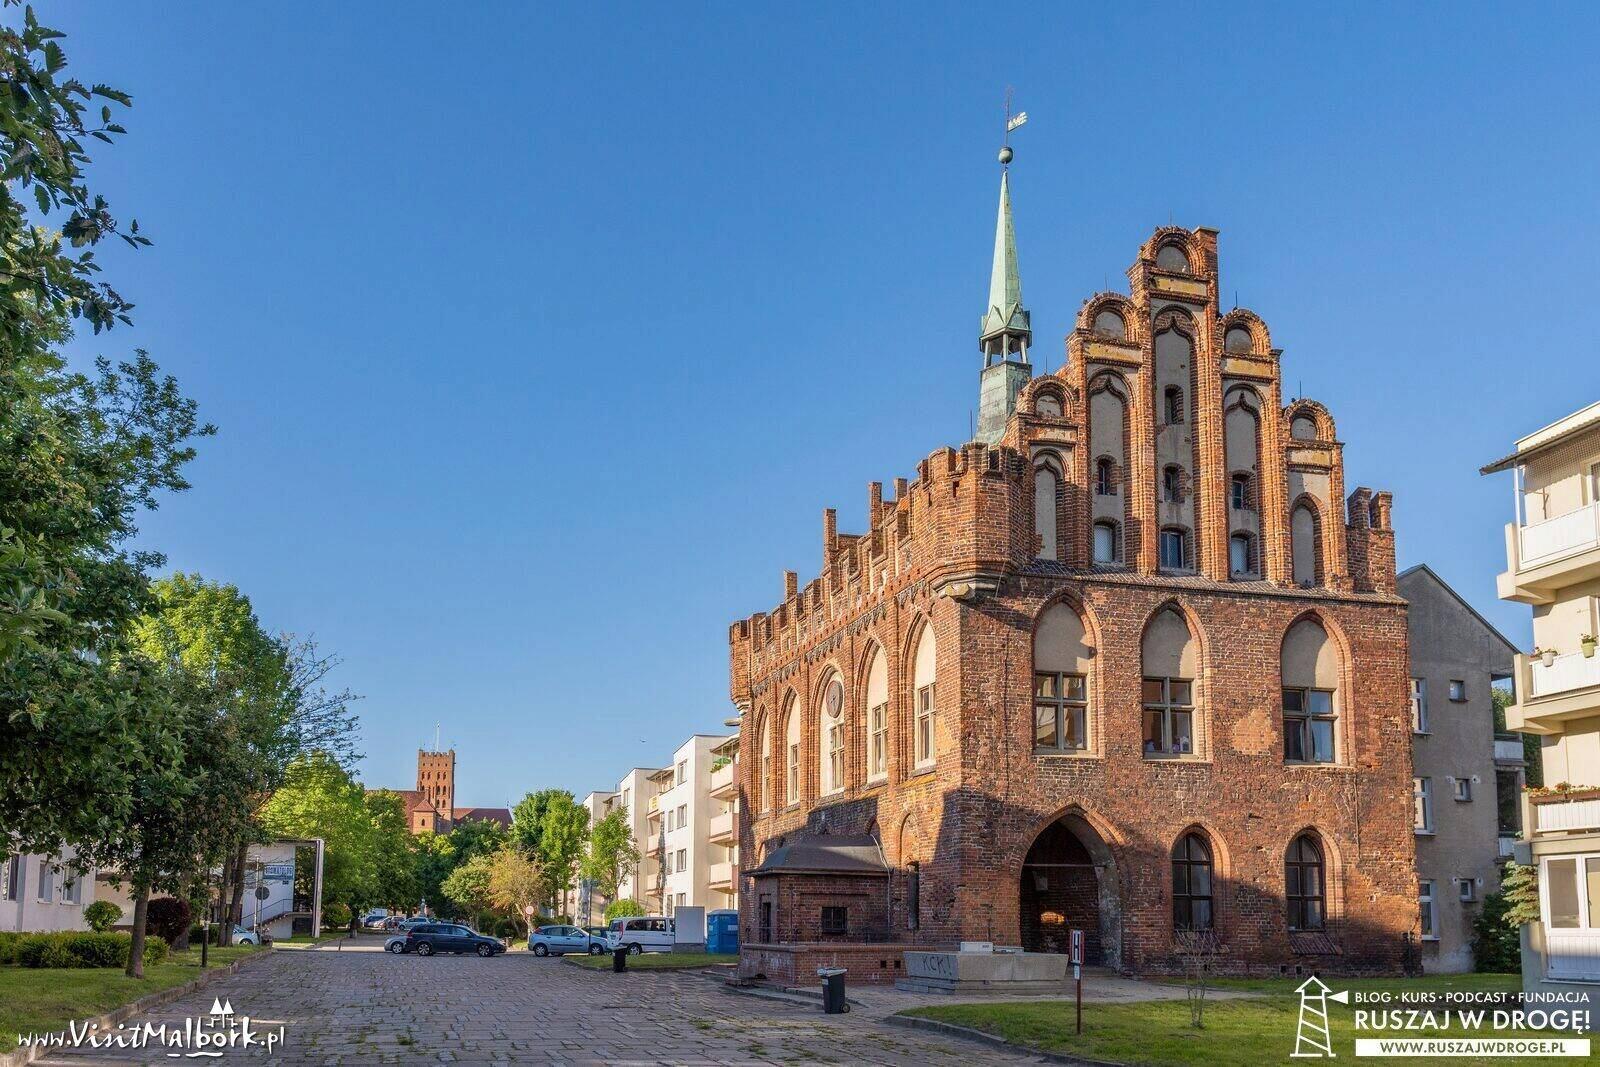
{"left": 527, "top": 924, "right": 607, "bottom": 956}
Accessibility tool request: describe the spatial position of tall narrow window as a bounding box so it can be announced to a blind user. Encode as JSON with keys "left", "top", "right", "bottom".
{"left": 1410, "top": 678, "right": 1428, "bottom": 733}
{"left": 819, "top": 675, "right": 845, "bottom": 795}
{"left": 1, "top": 855, "right": 16, "bottom": 902}
{"left": 757, "top": 719, "right": 770, "bottom": 812}
{"left": 1164, "top": 386, "right": 1184, "bottom": 425}
{"left": 1419, "top": 879, "right": 1436, "bottom": 940}
{"left": 1282, "top": 618, "right": 1340, "bottom": 764}
{"left": 1095, "top": 457, "right": 1115, "bottom": 496}
{"left": 865, "top": 648, "right": 888, "bottom": 782}
{"left": 784, "top": 695, "right": 802, "bottom": 805}
{"left": 1142, "top": 608, "right": 1198, "bottom": 758}
{"left": 1286, "top": 834, "right": 1325, "bottom": 932}
{"left": 1093, "top": 521, "right": 1119, "bottom": 564}
{"left": 1413, "top": 777, "right": 1434, "bottom": 832}
{"left": 1159, "top": 528, "right": 1189, "bottom": 570}
{"left": 912, "top": 624, "right": 937, "bottom": 769}
{"left": 1292, "top": 504, "right": 1319, "bottom": 587}
{"left": 1162, "top": 466, "right": 1183, "bottom": 503}
{"left": 1171, "top": 832, "right": 1214, "bottom": 930}
{"left": 35, "top": 858, "right": 53, "bottom": 903}
{"left": 1034, "top": 459, "right": 1060, "bottom": 560}
{"left": 906, "top": 861, "right": 921, "bottom": 931}
{"left": 1229, "top": 534, "right": 1254, "bottom": 577}
{"left": 1231, "top": 473, "right": 1252, "bottom": 511}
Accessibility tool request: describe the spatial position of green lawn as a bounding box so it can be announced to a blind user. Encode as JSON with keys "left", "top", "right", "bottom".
{"left": 902, "top": 974, "right": 1570, "bottom": 1067}
{"left": 0, "top": 946, "right": 261, "bottom": 1051}
{"left": 569, "top": 951, "right": 738, "bottom": 970}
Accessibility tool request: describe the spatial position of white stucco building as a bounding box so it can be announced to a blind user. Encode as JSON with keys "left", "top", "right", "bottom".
{"left": 1, "top": 849, "right": 96, "bottom": 933}
{"left": 645, "top": 734, "right": 734, "bottom": 917}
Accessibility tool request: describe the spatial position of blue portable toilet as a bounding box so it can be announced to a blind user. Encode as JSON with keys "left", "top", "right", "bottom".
{"left": 706, "top": 909, "right": 739, "bottom": 954}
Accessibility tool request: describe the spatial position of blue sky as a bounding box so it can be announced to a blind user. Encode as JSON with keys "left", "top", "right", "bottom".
{"left": 49, "top": 3, "right": 1599, "bottom": 805}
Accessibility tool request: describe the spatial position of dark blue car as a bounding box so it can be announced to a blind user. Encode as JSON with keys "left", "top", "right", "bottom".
{"left": 404, "top": 922, "right": 504, "bottom": 957}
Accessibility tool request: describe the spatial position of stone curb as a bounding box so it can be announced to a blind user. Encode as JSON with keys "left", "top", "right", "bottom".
{"left": 883, "top": 1012, "right": 1125, "bottom": 1066}
{"left": 2, "top": 948, "right": 275, "bottom": 1067}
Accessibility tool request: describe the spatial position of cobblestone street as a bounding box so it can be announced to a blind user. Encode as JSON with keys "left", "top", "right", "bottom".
{"left": 34, "top": 944, "right": 1041, "bottom": 1065}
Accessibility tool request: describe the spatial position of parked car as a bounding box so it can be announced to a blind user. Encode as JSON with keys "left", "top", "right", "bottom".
{"left": 231, "top": 925, "right": 260, "bottom": 946}
{"left": 404, "top": 922, "right": 504, "bottom": 957}
{"left": 360, "top": 909, "right": 389, "bottom": 929}
{"left": 607, "top": 915, "right": 675, "bottom": 954}
{"left": 384, "top": 932, "right": 409, "bottom": 953}
{"left": 528, "top": 924, "right": 607, "bottom": 956}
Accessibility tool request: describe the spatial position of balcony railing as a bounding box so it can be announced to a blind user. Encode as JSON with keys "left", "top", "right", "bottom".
{"left": 707, "top": 861, "right": 734, "bottom": 888}
{"left": 1530, "top": 652, "right": 1600, "bottom": 699}
{"left": 1494, "top": 737, "right": 1526, "bottom": 762}
{"left": 1548, "top": 932, "right": 1600, "bottom": 981}
{"left": 1533, "top": 793, "right": 1600, "bottom": 835}
{"left": 1498, "top": 835, "right": 1518, "bottom": 858}
{"left": 708, "top": 762, "right": 736, "bottom": 796}
{"left": 1521, "top": 502, "right": 1600, "bottom": 567}
{"left": 708, "top": 810, "right": 735, "bottom": 842}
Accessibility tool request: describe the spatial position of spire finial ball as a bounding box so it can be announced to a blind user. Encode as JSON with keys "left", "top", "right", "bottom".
{"left": 998, "top": 145, "right": 1013, "bottom": 165}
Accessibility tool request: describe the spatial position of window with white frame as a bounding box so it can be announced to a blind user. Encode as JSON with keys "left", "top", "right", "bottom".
{"left": 1541, "top": 855, "right": 1600, "bottom": 935}
{"left": 675, "top": 849, "right": 686, "bottom": 872}
{"left": 1, "top": 855, "right": 16, "bottom": 901}
{"left": 1410, "top": 678, "right": 1428, "bottom": 733}
{"left": 677, "top": 760, "right": 688, "bottom": 784}
{"left": 864, "top": 646, "right": 888, "bottom": 782}
{"left": 820, "top": 675, "right": 845, "bottom": 794}
{"left": 1419, "top": 879, "right": 1437, "bottom": 940}
{"left": 61, "top": 869, "right": 80, "bottom": 905}
{"left": 1454, "top": 778, "right": 1472, "bottom": 802}
{"left": 36, "top": 858, "right": 54, "bottom": 903}
{"left": 676, "top": 803, "right": 687, "bottom": 825}
{"left": 1414, "top": 777, "right": 1434, "bottom": 833}
{"left": 912, "top": 624, "right": 937, "bottom": 769}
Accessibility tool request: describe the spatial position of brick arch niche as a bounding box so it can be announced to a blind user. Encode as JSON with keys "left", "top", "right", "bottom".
{"left": 1017, "top": 811, "right": 1121, "bottom": 968}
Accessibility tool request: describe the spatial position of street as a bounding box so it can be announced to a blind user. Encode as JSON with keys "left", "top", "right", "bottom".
{"left": 34, "top": 942, "right": 1040, "bottom": 1065}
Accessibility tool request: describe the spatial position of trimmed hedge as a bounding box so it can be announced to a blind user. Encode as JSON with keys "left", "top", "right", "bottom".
{"left": 8, "top": 931, "right": 168, "bottom": 969}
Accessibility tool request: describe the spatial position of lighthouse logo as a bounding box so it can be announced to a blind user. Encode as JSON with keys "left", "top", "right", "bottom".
{"left": 1291, "top": 975, "right": 1350, "bottom": 1057}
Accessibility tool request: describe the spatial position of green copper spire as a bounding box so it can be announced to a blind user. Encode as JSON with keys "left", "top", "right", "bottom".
{"left": 979, "top": 166, "right": 1031, "bottom": 364}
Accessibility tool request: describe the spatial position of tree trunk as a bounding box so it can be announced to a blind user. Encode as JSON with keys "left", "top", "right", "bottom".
{"left": 222, "top": 843, "right": 247, "bottom": 946}
{"left": 126, "top": 885, "right": 150, "bottom": 979}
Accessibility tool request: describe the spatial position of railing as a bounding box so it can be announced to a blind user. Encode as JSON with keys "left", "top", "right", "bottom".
{"left": 1498, "top": 835, "right": 1518, "bottom": 858}
{"left": 1521, "top": 501, "right": 1600, "bottom": 567}
{"left": 708, "top": 762, "right": 736, "bottom": 795}
{"left": 708, "top": 810, "right": 735, "bottom": 841}
{"left": 1495, "top": 737, "right": 1526, "bottom": 762}
{"left": 1548, "top": 931, "right": 1600, "bottom": 981}
{"left": 707, "top": 861, "right": 734, "bottom": 887}
{"left": 1534, "top": 794, "right": 1600, "bottom": 835}
{"left": 1530, "top": 652, "right": 1600, "bottom": 699}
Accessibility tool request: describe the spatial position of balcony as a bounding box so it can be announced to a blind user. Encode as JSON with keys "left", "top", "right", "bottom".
{"left": 1495, "top": 736, "right": 1526, "bottom": 764}
{"left": 1532, "top": 792, "right": 1600, "bottom": 836}
{"left": 646, "top": 836, "right": 662, "bottom": 856}
{"left": 1499, "top": 503, "right": 1600, "bottom": 605}
{"left": 1506, "top": 652, "right": 1600, "bottom": 734}
{"left": 708, "top": 809, "right": 735, "bottom": 844}
{"left": 709, "top": 761, "right": 737, "bottom": 799}
{"left": 707, "top": 861, "right": 734, "bottom": 890}
{"left": 1498, "top": 835, "right": 1518, "bottom": 858}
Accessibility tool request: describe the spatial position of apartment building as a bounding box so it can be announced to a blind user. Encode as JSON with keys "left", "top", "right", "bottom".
{"left": 1484, "top": 400, "right": 1600, "bottom": 994}
{"left": 1, "top": 850, "right": 96, "bottom": 933}
{"left": 612, "top": 767, "right": 664, "bottom": 908}
{"left": 644, "top": 735, "right": 734, "bottom": 916}
{"left": 1398, "top": 564, "right": 1521, "bottom": 972}
{"left": 707, "top": 734, "right": 740, "bottom": 912}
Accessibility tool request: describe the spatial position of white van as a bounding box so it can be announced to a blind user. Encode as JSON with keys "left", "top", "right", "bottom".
{"left": 608, "top": 915, "right": 675, "bottom": 954}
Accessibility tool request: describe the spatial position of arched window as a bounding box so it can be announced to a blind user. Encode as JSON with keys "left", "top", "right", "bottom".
{"left": 1291, "top": 503, "right": 1320, "bottom": 587}
{"left": 912, "top": 622, "right": 937, "bottom": 769}
{"left": 1172, "top": 832, "right": 1214, "bottom": 930}
{"left": 1162, "top": 465, "right": 1184, "bottom": 503}
{"left": 818, "top": 673, "right": 845, "bottom": 795}
{"left": 1093, "top": 309, "right": 1127, "bottom": 339}
{"left": 1291, "top": 414, "right": 1318, "bottom": 440}
{"left": 1033, "top": 603, "right": 1092, "bottom": 752}
{"left": 1286, "top": 833, "right": 1326, "bottom": 931}
{"left": 1156, "top": 243, "right": 1189, "bottom": 272}
{"left": 1164, "top": 386, "right": 1185, "bottom": 426}
{"left": 784, "top": 694, "right": 802, "bottom": 805}
{"left": 864, "top": 647, "right": 889, "bottom": 782}
{"left": 1230, "top": 472, "right": 1253, "bottom": 511}
{"left": 1036, "top": 392, "right": 1062, "bottom": 418}
{"left": 1034, "top": 458, "right": 1060, "bottom": 561}
{"left": 1159, "top": 527, "right": 1190, "bottom": 571}
{"left": 756, "top": 716, "right": 770, "bottom": 812}
{"left": 1095, "top": 457, "right": 1116, "bottom": 497}
{"left": 1229, "top": 533, "right": 1255, "bottom": 578}
{"left": 1141, "top": 608, "right": 1197, "bottom": 757}
{"left": 1283, "top": 618, "right": 1340, "bottom": 763}
{"left": 1092, "top": 520, "right": 1120, "bottom": 564}
{"left": 1224, "top": 326, "right": 1253, "bottom": 354}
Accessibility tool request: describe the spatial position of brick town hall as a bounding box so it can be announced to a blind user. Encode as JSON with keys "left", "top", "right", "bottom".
{"left": 729, "top": 143, "right": 1417, "bottom": 985}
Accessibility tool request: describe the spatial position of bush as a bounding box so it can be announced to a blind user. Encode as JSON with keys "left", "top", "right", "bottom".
{"left": 146, "top": 897, "right": 191, "bottom": 944}
{"left": 0, "top": 931, "right": 20, "bottom": 964}
{"left": 84, "top": 900, "right": 122, "bottom": 933}
{"left": 322, "top": 903, "right": 351, "bottom": 930}
{"left": 604, "top": 898, "right": 646, "bottom": 922}
{"left": 11, "top": 931, "right": 167, "bottom": 968}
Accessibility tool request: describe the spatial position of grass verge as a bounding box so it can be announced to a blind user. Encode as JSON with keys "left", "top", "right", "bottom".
{"left": 0, "top": 945, "right": 261, "bottom": 1051}
{"left": 569, "top": 951, "right": 738, "bottom": 970}
{"left": 903, "top": 975, "right": 1534, "bottom": 1066}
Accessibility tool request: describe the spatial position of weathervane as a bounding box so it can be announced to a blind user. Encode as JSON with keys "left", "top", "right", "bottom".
{"left": 1000, "top": 87, "right": 1027, "bottom": 167}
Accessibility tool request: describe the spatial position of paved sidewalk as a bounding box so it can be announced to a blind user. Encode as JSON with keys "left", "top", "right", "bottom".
{"left": 32, "top": 946, "right": 1047, "bottom": 1065}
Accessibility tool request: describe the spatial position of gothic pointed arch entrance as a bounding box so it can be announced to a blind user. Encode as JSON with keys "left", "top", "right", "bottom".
{"left": 1019, "top": 811, "right": 1120, "bottom": 967}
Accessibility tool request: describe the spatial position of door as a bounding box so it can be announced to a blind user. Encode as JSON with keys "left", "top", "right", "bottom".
{"left": 447, "top": 924, "right": 473, "bottom": 952}
{"left": 559, "top": 925, "right": 584, "bottom": 953}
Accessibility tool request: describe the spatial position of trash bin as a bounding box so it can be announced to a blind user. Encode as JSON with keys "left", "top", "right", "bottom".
{"left": 612, "top": 946, "right": 628, "bottom": 973}
{"left": 818, "top": 967, "right": 849, "bottom": 1014}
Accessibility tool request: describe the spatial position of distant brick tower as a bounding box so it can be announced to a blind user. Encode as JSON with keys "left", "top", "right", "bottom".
{"left": 416, "top": 748, "right": 456, "bottom": 824}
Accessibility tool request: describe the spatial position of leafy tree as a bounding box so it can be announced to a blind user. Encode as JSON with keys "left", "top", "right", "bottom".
{"left": 486, "top": 848, "right": 544, "bottom": 937}
{"left": 411, "top": 831, "right": 455, "bottom": 918}
{"left": 580, "top": 807, "right": 639, "bottom": 908}
{"left": 259, "top": 754, "right": 376, "bottom": 912}
{"left": 364, "top": 790, "right": 419, "bottom": 911}
{"left": 1493, "top": 687, "right": 1541, "bottom": 788}
{"left": 534, "top": 792, "right": 589, "bottom": 912}
{"left": 1499, "top": 861, "right": 1540, "bottom": 926}
{"left": 448, "top": 817, "right": 509, "bottom": 864}
{"left": 510, "top": 790, "right": 558, "bottom": 855}
{"left": 440, "top": 853, "right": 493, "bottom": 927}
{"left": 604, "top": 898, "right": 646, "bottom": 922}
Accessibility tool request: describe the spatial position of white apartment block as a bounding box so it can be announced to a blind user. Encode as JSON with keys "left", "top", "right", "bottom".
{"left": 1484, "top": 400, "right": 1600, "bottom": 995}
{"left": 643, "top": 734, "right": 737, "bottom": 917}
{"left": 612, "top": 767, "right": 665, "bottom": 908}
{"left": 2, "top": 850, "right": 96, "bottom": 933}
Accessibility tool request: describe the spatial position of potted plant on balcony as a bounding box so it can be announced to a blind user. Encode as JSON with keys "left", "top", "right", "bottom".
{"left": 1535, "top": 646, "right": 1559, "bottom": 667}
{"left": 1583, "top": 634, "right": 1597, "bottom": 659}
